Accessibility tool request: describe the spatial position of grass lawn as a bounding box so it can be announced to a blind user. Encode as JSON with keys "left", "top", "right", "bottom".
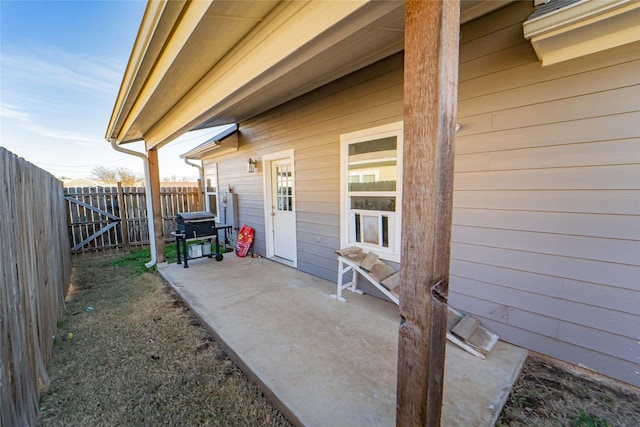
{"left": 39, "top": 247, "right": 291, "bottom": 426}
{"left": 39, "top": 248, "right": 639, "bottom": 426}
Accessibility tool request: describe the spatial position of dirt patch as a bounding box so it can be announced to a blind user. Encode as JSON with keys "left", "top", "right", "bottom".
{"left": 498, "top": 356, "right": 640, "bottom": 426}
{"left": 38, "top": 256, "right": 291, "bottom": 426}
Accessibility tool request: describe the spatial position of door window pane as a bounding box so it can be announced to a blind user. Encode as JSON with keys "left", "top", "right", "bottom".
{"left": 276, "top": 164, "right": 293, "bottom": 212}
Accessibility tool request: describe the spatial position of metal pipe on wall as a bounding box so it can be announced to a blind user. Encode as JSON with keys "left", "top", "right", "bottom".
{"left": 109, "top": 140, "right": 157, "bottom": 268}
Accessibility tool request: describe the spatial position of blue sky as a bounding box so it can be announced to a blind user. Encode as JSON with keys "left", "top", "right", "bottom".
{"left": 1, "top": 0, "right": 213, "bottom": 181}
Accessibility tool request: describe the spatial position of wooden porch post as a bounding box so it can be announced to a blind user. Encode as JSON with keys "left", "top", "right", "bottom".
{"left": 148, "top": 147, "right": 166, "bottom": 263}
{"left": 396, "top": 0, "right": 460, "bottom": 426}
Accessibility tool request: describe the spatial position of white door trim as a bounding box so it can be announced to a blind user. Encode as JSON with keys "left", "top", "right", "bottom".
{"left": 262, "top": 149, "right": 297, "bottom": 268}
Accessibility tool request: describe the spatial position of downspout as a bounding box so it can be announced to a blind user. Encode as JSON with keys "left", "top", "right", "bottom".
{"left": 184, "top": 158, "right": 205, "bottom": 209}
{"left": 109, "top": 139, "right": 157, "bottom": 268}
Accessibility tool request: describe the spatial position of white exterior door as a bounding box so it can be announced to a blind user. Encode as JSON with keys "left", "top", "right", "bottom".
{"left": 271, "top": 158, "right": 296, "bottom": 262}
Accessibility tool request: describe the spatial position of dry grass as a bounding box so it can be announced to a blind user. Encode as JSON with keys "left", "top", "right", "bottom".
{"left": 39, "top": 251, "right": 639, "bottom": 427}
{"left": 38, "top": 254, "right": 292, "bottom": 427}
{"left": 497, "top": 356, "right": 640, "bottom": 427}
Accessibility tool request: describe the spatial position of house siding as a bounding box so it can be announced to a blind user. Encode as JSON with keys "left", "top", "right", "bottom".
{"left": 203, "top": 53, "right": 405, "bottom": 283}
{"left": 451, "top": 2, "right": 640, "bottom": 387}
{"left": 201, "top": 1, "right": 639, "bottom": 386}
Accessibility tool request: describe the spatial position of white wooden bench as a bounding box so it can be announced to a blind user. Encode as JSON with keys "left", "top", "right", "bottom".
{"left": 331, "top": 254, "right": 400, "bottom": 305}
{"left": 330, "top": 247, "right": 499, "bottom": 359}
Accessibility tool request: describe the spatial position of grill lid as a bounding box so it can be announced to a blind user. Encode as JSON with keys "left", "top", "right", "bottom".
{"left": 176, "top": 211, "right": 216, "bottom": 223}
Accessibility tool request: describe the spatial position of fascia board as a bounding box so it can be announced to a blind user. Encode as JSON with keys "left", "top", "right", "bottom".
{"left": 524, "top": 0, "right": 640, "bottom": 66}
{"left": 117, "top": 0, "right": 212, "bottom": 145}
{"left": 524, "top": 0, "right": 631, "bottom": 38}
{"left": 107, "top": 0, "right": 188, "bottom": 143}
{"left": 143, "top": 0, "right": 392, "bottom": 149}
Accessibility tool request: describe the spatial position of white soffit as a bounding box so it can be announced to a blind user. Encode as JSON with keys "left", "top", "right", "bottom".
{"left": 523, "top": 0, "right": 640, "bottom": 66}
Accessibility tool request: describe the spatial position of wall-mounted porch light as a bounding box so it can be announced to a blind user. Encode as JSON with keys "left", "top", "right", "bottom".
{"left": 247, "top": 158, "right": 257, "bottom": 173}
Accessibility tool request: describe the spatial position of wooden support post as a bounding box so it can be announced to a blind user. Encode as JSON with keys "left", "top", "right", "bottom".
{"left": 397, "top": 1, "right": 460, "bottom": 426}
{"left": 148, "top": 148, "right": 166, "bottom": 263}
{"left": 116, "top": 181, "right": 131, "bottom": 254}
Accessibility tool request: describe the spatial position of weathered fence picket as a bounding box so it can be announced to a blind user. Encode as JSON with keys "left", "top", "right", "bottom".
{"left": 64, "top": 184, "right": 202, "bottom": 253}
{"left": 1, "top": 147, "right": 71, "bottom": 426}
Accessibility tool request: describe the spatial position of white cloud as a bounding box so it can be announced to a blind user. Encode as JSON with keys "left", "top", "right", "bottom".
{"left": 0, "top": 101, "right": 102, "bottom": 145}
{"left": 0, "top": 103, "right": 31, "bottom": 122}
{"left": 1, "top": 48, "right": 123, "bottom": 95}
{"left": 27, "top": 125, "right": 104, "bottom": 145}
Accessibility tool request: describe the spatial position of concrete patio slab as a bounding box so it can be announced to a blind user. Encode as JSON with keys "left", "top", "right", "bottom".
{"left": 159, "top": 254, "right": 527, "bottom": 427}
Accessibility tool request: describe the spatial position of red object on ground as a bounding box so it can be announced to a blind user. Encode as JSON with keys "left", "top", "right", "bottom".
{"left": 235, "top": 224, "right": 255, "bottom": 257}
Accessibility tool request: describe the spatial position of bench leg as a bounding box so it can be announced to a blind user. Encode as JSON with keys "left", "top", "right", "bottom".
{"left": 330, "top": 259, "right": 363, "bottom": 302}
{"left": 330, "top": 260, "right": 349, "bottom": 302}
{"left": 347, "top": 269, "right": 364, "bottom": 295}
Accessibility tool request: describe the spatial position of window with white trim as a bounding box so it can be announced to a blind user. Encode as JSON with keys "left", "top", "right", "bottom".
{"left": 205, "top": 165, "right": 219, "bottom": 220}
{"left": 340, "top": 122, "right": 403, "bottom": 262}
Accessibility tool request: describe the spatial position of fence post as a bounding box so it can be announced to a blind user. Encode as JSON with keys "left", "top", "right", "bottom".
{"left": 197, "top": 178, "right": 204, "bottom": 211}
{"left": 116, "top": 181, "right": 131, "bottom": 253}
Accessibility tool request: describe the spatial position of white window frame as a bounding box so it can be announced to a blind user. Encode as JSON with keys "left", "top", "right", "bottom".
{"left": 204, "top": 163, "right": 219, "bottom": 221}
{"left": 340, "top": 121, "right": 403, "bottom": 263}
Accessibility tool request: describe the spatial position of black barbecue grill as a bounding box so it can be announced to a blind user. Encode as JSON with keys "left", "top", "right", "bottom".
{"left": 176, "top": 211, "right": 216, "bottom": 238}
{"left": 173, "top": 211, "right": 232, "bottom": 267}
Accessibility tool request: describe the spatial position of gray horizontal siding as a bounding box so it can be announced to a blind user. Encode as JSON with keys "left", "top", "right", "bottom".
{"left": 453, "top": 189, "right": 640, "bottom": 214}
{"left": 451, "top": 276, "right": 638, "bottom": 342}
{"left": 296, "top": 260, "right": 338, "bottom": 284}
{"left": 454, "top": 165, "right": 640, "bottom": 191}
{"left": 456, "top": 112, "right": 640, "bottom": 154}
{"left": 459, "top": 44, "right": 640, "bottom": 101}
{"left": 451, "top": 1, "right": 640, "bottom": 387}
{"left": 206, "top": 53, "right": 403, "bottom": 279}
{"left": 458, "top": 60, "right": 640, "bottom": 118}
{"left": 297, "top": 244, "right": 339, "bottom": 271}
{"left": 453, "top": 209, "right": 640, "bottom": 241}
{"left": 455, "top": 139, "right": 640, "bottom": 171}
{"left": 198, "top": 1, "right": 640, "bottom": 387}
{"left": 452, "top": 225, "right": 639, "bottom": 265}
{"left": 451, "top": 242, "right": 639, "bottom": 291}
{"left": 452, "top": 293, "right": 638, "bottom": 387}
{"left": 451, "top": 259, "right": 640, "bottom": 315}
{"left": 297, "top": 201, "right": 339, "bottom": 215}
{"left": 297, "top": 231, "right": 340, "bottom": 251}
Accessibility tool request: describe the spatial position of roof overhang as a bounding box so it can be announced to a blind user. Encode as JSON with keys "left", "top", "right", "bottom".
{"left": 523, "top": 0, "right": 640, "bottom": 66}
{"left": 179, "top": 124, "right": 239, "bottom": 160}
{"left": 106, "top": 0, "right": 514, "bottom": 151}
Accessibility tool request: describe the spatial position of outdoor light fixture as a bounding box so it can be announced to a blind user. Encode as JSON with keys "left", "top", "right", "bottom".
{"left": 247, "top": 158, "right": 256, "bottom": 173}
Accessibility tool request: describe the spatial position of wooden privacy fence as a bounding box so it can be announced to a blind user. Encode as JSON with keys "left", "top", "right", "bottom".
{"left": 65, "top": 184, "right": 202, "bottom": 253}
{"left": 1, "top": 147, "right": 72, "bottom": 426}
